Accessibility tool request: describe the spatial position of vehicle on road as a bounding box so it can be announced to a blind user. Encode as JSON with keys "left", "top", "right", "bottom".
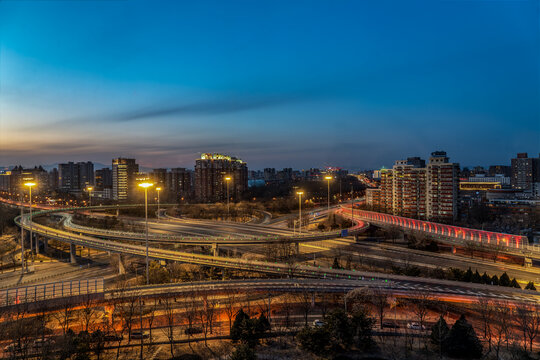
{"left": 104, "top": 334, "right": 123, "bottom": 342}
{"left": 382, "top": 321, "right": 400, "bottom": 329}
{"left": 312, "top": 319, "right": 325, "bottom": 327}
{"left": 130, "top": 331, "right": 149, "bottom": 339}
{"left": 407, "top": 322, "right": 425, "bottom": 330}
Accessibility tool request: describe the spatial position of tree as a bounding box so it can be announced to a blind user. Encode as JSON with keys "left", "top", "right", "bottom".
{"left": 370, "top": 288, "right": 389, "bottom": 329}
{"left": 350, "top": 308, "right": 376, "bottom": 351}
{"left": 471, "top": 270, "right": 482, "bottom": 283}
{"left": 91, "top": 330, "right": 106, "bottom": 360}
{"left": 295, "top": 290, "right": 313, "bottom": 327}
{"left": 443, "top": 315, "right": 483, "bottom": 359}
{"left": 525, "top": 281, "right": 536, "bottom": 291}
{"left": 476, "top": 298, "right": 494, "bottom": 352}
{"left": 481, "top": 272, "right": 491, "bottom": 284}
{"left": 161, "top": 296, "right": 177, "bottom": 358}
{"left": 431, "top": 316, "right": 449, "bottom": 359}
{"left": 510, "top": 278, "right": 521, "bottom": 289}
{"left": 326, "top": 308, "right": 354, "bottom": 350}
{"left": 230, "top": 344, "right": 257, "bottom": 360}
{"left": 296, "top": 326, "right": 331, "bottom": 356}
{"left": 230, "top": 310, "right": 270, "bottom": 348}
{"left": 491, "top": 274, "right": 499, "bottom": 286}
{"left": 516, "top": 306, "right": 540, "bottom": 352}
{"left": 499, "top": 272, "right": 511, "bottom": 287}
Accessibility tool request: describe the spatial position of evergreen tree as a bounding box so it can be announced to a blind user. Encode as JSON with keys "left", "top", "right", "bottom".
{"left": 471, "top": 270, "right": 482, "bottom": 283}
{"left": 230, "top": 344, "right": 257, "bottom": 360}
{"left": 430, "top": 316, "right": 449, "bottom": 345}
{"left": 463, "top": 268, "right": 473, "bottom": 282}
{"left": 443, "top": 315, "right": 483, "bottom": 359}
{"left": 499, "top": 272, "right": 511, "bottom": 287}
{"left": 509, "top": 278, "right": 520, "bottom": 289}
{"left": 491, "top": 275, "right": 499, "bottom": 286}
{"left": 332, "top": 257, "right": 340, "bottom": 269}
{"left": 525, "top": 281, "right": 536, "bottom": 291}
{"left": 481, "top": 272, "right": 490, "bottom": 284}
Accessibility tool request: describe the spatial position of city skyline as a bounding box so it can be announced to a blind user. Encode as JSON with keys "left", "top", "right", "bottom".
{"left": 1, "top": 0, "right": 538, "bottom": 169}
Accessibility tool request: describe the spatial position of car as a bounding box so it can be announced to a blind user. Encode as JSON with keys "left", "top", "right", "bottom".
{"left": 130, "top": 331, "right": 149, "bottom": 339}
{"left": 104, "top": 334, "right": 123, "bottom": 342}
{"left": 382, "top": 321, "right": 400, "bottom": 329}
{"left": 184, "top": 327, "right": 203, "bottom": 335}
{"left": 312, "top": 319, "right": 325, "bottom": 327}
{"left": 33, "top": 338, "right": 53, "bottom": 348}
{"left": 407, "top": 322, "right": 425, "bottom": 330}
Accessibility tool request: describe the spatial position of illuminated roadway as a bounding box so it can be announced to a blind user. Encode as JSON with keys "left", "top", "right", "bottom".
{"left": 12, "top": 206, "right": 540, "bottom": 306}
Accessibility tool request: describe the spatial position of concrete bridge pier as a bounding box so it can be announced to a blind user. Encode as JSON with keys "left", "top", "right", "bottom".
{"left": 117, "top": 254, "right": 125, "bottom": 275}
{"left": 35, "top": 235, "right": 40, "bottom": 255}
{"left": 212, "top": 243, "right": 219, "bottom": 257}
{"left": 295, "top": 242, "right": 300, "bottom": 255}
{"left": 524, "top": 257, "right": 532, "bottom": 268}
{"left": 70, "top": 242, "right": 77, "bottom": 264}
{"left": 42, "top": 237, "right": 48, "bottom": 253}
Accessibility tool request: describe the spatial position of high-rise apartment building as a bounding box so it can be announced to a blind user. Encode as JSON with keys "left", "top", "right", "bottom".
{"left": 426, "top": 151, "right": 459, "bottom": 222}
{"left": 7, "top": 166, "right": 49, "bottom": 194}
{"left": 58, "top": 161, "right": 94, "bottom": 192}
{"left": 168, "top": 168, "right": 192, "bottom": 201}
{"left": 366, "top": 151, "right": 459, "bottom": 222}
{"left": 112, "top": 158, "right": 139, "bottom": 201}
{"left": 511, "top": 153, "right": 540, "bottom": 191}
{"left": 194, "top": 153, "right": 248, "bottom": 203}
{"left": 95, "top": 168, "right": 113, "bottom": 190}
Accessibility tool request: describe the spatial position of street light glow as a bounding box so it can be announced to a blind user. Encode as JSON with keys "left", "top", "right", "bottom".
{"left": 156, "top": 187, "right": 161, "bottom": 191}
{"left": 224, "top": 176, "right": 231, "bottom": 181}
{"left": 296, "top": 191, "right": 304, "bottom": 195}
{"left": 324, "top": 176, "right": 332, "bottom": 180}
{"left": 86, "top": 186, "right": 93, "bottom": 191}
{"left": 138, "top": 182, "right": 154, "bottom": 188}
{"left": 24, "top": 182, "right": 36, "bottom": 187}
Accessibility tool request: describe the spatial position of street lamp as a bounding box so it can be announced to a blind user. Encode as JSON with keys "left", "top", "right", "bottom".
{"left": 156, "top": 187, "right": 161, "bottom": 222}
{"left": 324, "top": 176, "right": 332, "bottom": 212}
{"left": 296, "top": 191, "right": 304, "bottom": 234}
{"left": 24, "top": 182, "right": 36, "bottom": 259}
{"left": 19, "top": 192, "right": 25, "bottom": 274}
{"left": 86, "top": 186, "right": 93, "bottom": 209}
{"left": 224, "top": 176, "right": 231, "bottom": 219}
{"left": 138, "top": 182, "right": 153, "bottom": 285}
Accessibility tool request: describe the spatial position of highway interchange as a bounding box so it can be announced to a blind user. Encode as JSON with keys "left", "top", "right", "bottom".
{"left": 1, "top": 200, "right": 537, "bottom": 309}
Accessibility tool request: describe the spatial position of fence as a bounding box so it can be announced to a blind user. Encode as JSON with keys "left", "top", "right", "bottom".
{"left": 0, "top": 278, "right": 104, "bottom": 307}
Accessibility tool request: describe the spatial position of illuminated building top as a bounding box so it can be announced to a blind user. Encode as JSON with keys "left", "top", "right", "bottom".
{"left": 200, "top": 153, "right": 244, "bottom": 163}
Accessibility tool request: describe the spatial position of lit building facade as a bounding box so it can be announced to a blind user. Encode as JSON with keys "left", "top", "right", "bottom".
{"left": 112, "top": 158, "right": 139, "bottom": 201}
{"left": 194, "top": 153, "right": 248, "bottom": 203}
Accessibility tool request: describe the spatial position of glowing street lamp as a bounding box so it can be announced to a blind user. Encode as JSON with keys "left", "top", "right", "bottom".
{"left": 156, "top": 187, "right": 161, "bottom": 222}
{"left": 86, "top": 186, "right": 93, "bottom": 208}
{"left": 224, "top": 176, "right": 232, "bottom": 218}
{"left": 296, "top": 191, "right": 304, "bottom": 234}
{"left": 24, "top": 182, "right": 36, "bottom": 259}
{"left": 324, "top": 176, "right": 332, "bottom": 212}
{"left": 138, "top": 182, "right": 153, "bottom": 285}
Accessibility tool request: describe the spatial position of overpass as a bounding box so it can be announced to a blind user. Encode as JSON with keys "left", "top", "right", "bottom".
{"left": 343, "top": 207, "right": 540, "bottom": 262}
{"left": 13, "top": 207, "right": 540, "bottom": 307}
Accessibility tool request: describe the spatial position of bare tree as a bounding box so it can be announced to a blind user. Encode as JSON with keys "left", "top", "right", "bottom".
{"left": 516, "top": 305, "right": 540, "bottom": 352}
{"left": 370, "top": 288, "right": 389, "bottom": 328}
{"left": 198, "top": 293, "right": 217, "bottom": 345}
{"left": 477, "top": 297, "right": 494, "bottom": 352}
{"left": 295, "top": 289, "right": 313, "bottom": 327}
{"left": 146, "top": 298, "right": 159, "bottom": 344}
{"left": 179, "top": 289, "right": 198, "bottom": 349}
{"left": 119, "top": 295, "right": 139, "bottom": 344}
{"left": 79, "top": 294, "right": 98, "bottom": 332}
{"left": 493, "top": 304, "right": 512, "bottom": 360}
{"left": 161, "top": 295, "right": 177, "bottom": 358}
{"left": 223, "top": 286, "right": 239, "bottom": 333}
{"left": 54, "top": 297, "right": 75, "bottom": 336}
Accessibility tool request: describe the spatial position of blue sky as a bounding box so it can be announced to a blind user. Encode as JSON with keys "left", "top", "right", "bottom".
{"left": 0, "top": 0, "right": 538, "bottom": 170}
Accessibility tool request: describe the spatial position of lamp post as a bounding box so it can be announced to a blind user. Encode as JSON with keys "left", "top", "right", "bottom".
{"left": 324, "top": 176, "right": 332, "bottom": 212}
{"left": 224, "top": 176, "right": 231, "bottom": 219}
{"left": 19, "top": 193, "right": 25, "bottom": 274}
{"left": 156, "top": 187, "right": 161, "bottom": 222}
{"left": 86, "top": 186, "right": 93, "bottom": 212}
{"left": 296, "top": 191, "right": 304, "bottom": 234}
{"left": 138, "top": 182, "right": 153, "bottom": 285}
{"left": 24, "top": 183, "right": 36, "bottom": 260}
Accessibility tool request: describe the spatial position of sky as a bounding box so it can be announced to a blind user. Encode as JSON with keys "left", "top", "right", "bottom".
{"left": 0, "top": 0, "right": 539, "bottom": 170}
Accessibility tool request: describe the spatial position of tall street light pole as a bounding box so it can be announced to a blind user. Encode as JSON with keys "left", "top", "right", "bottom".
{"left": 156, "top": 187, "right": 161, "bottom": 222}
{"left": 138, "top": 182, "right": 153, "bottom": 285}
{"left": 19, "top": 193, "right": 25, "bottom": 274}
{"left": 324, "top": 176, "right": 332, "bottom": 212}
{"left": 24, "top": 182, "right": 36, "bottom": 261}
{"left": 225, "top": 176, "right": 231, "bottom": 219}
{"left": 86, "top": 186, "right": 93, "bottom": 212}
{"left": 296, "top": 191, "right": 304, "bottom": 234}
